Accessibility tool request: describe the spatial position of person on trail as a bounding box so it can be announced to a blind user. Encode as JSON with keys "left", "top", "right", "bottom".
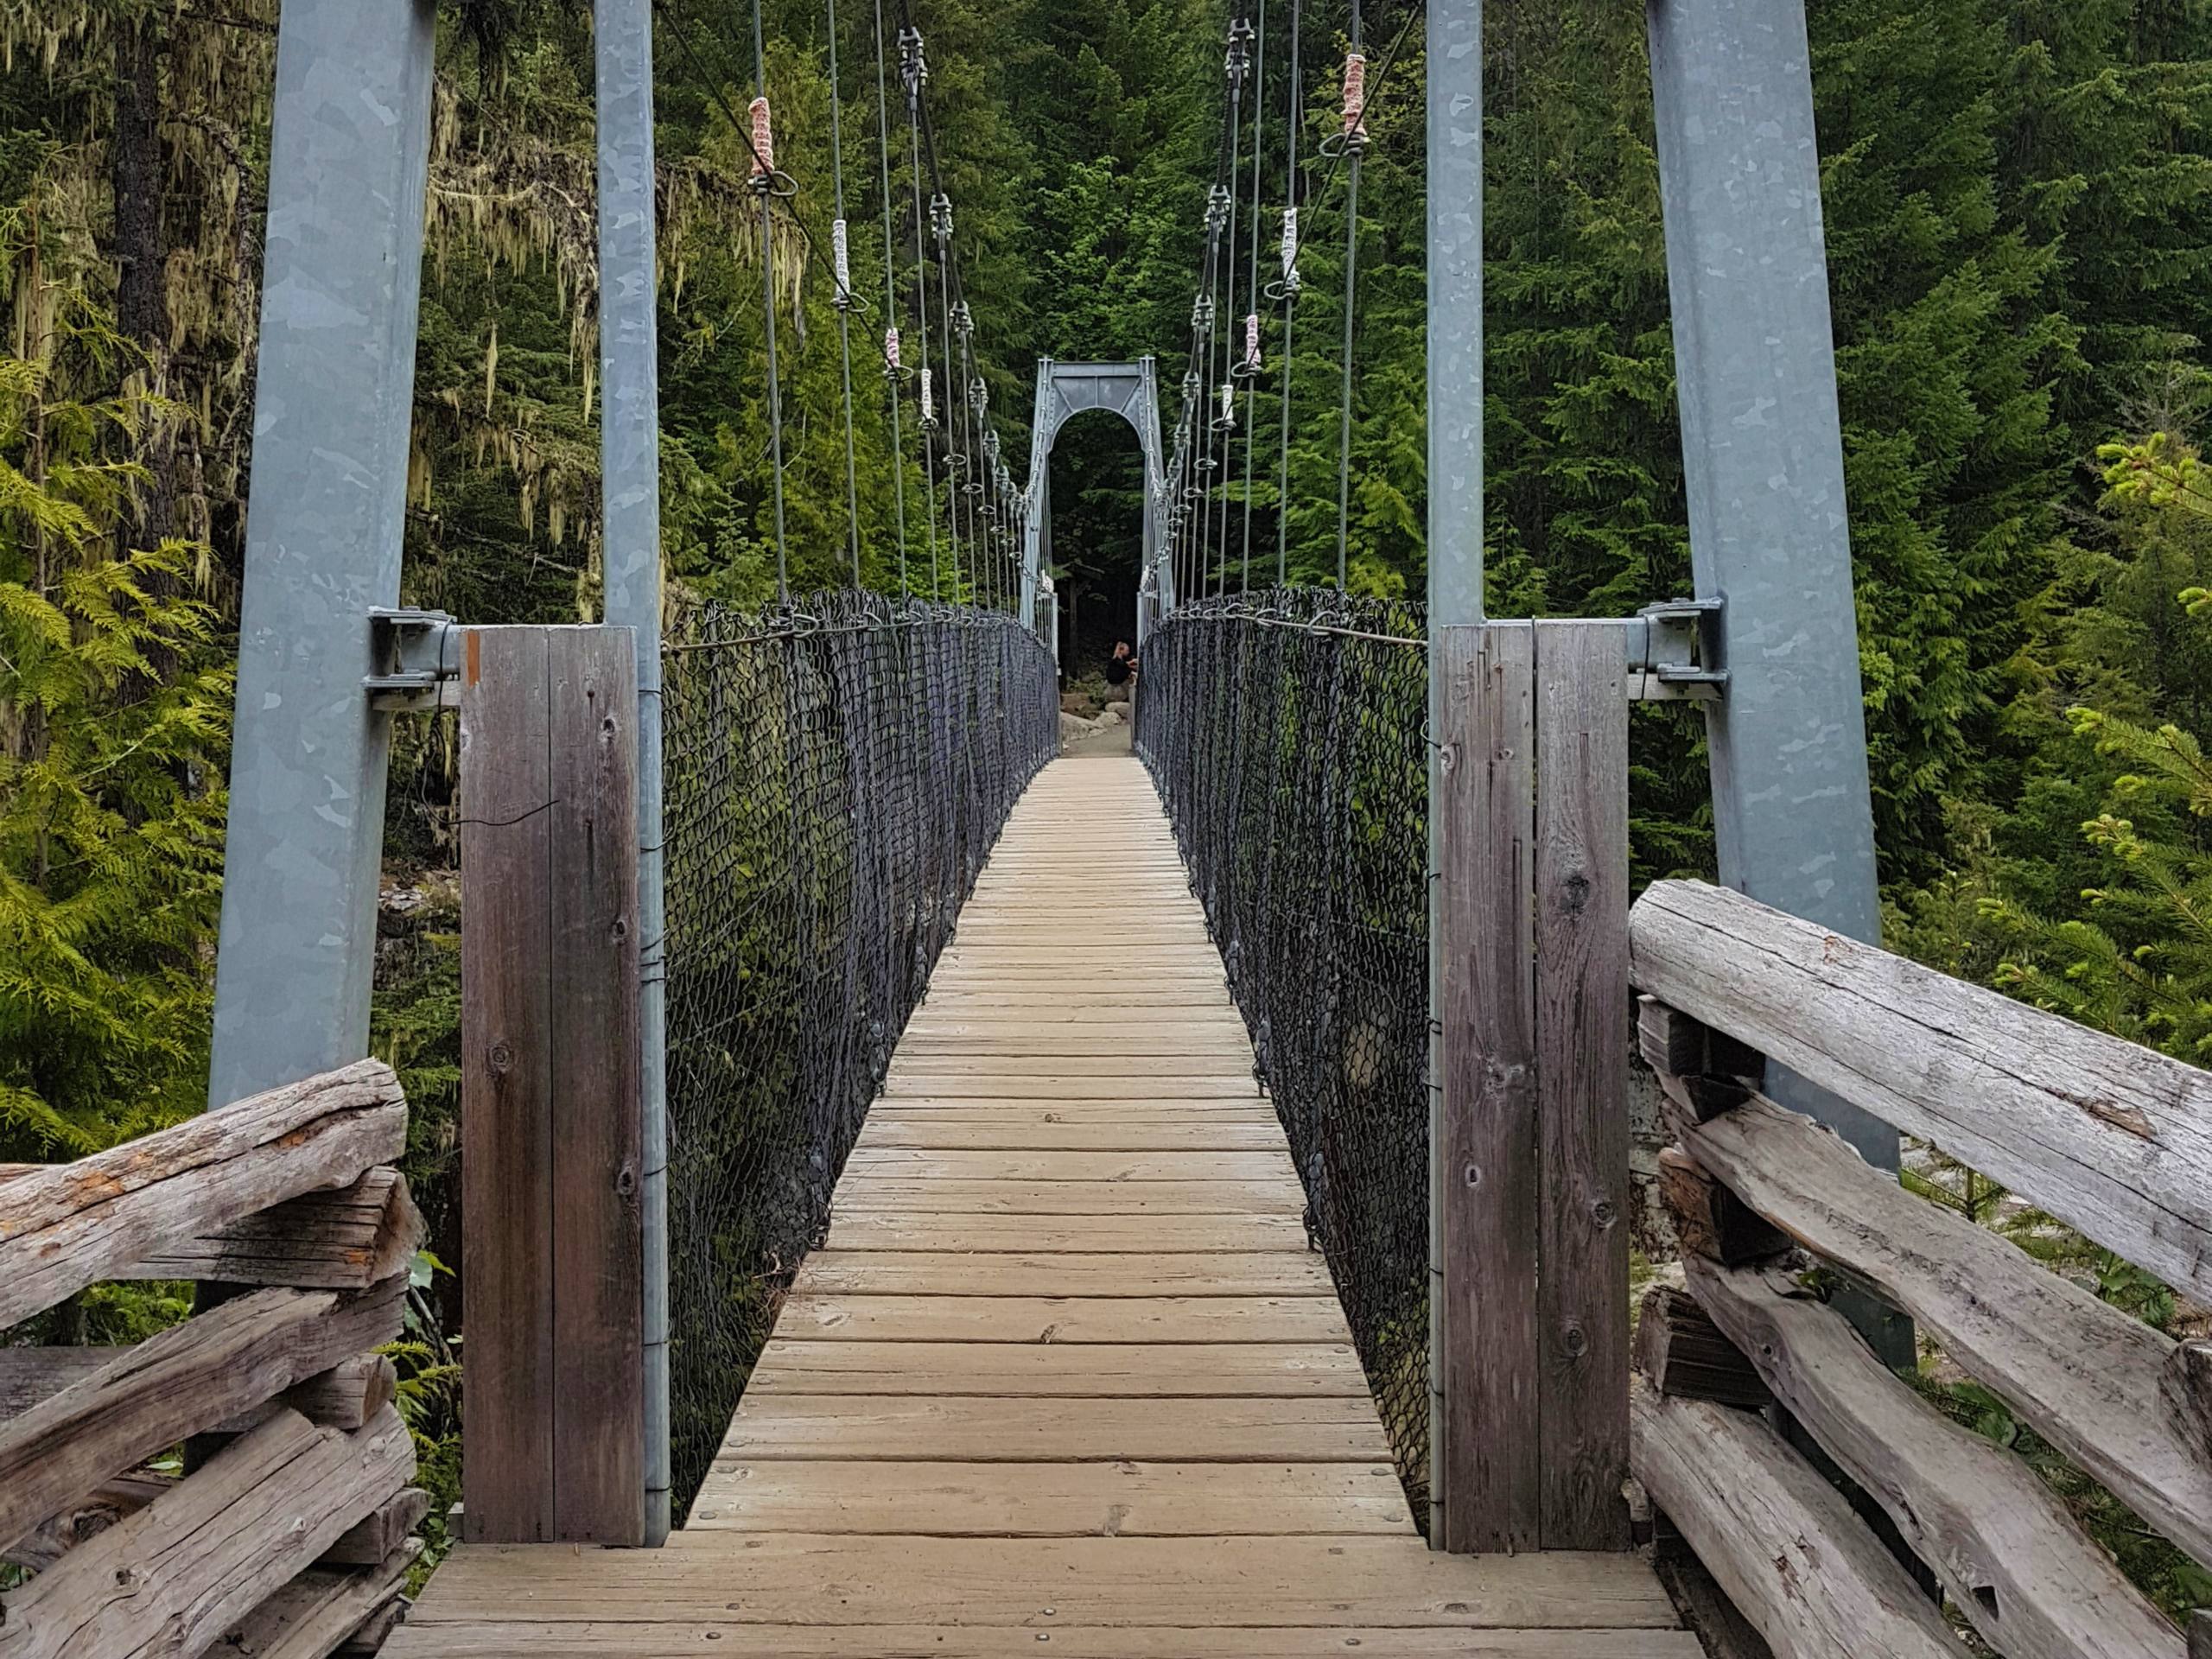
{"left": 1104, "top": 640, "right": 1137, "bottom": 689}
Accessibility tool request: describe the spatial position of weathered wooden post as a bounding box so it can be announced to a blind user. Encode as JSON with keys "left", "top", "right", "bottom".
{"left": 458, "top": 625, "right": 645, "bottom": 1546}
{"left": 1434, "top": 621, "right": 1631, "bottom": 1553}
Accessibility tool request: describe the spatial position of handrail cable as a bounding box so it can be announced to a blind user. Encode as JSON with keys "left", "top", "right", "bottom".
{"left": 1239, "top": 0, "right": 1267, "bottom": 594}
{"left": 870, "top": 0, "right": 910, "bottom": 594}
{"left": 750, "top": 0, "right": 791, "bottom": 597}
{"left": 825, "top": 0, "right": 862, "bottom": 586}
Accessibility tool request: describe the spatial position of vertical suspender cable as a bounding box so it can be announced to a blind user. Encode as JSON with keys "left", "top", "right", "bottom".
{"left": 750, "top": 0, "right": 791, "bottom": 597}
{"left": 825, "top": 0, "right": 862, "bottom": 586}
{"left": 1239, "top": 0, "right": 1267, "bottom": 593}
{"left": 872, "top": 0, "right": 909, "bottom": 594}
{"left": 1215, "top": 10, "right": 1249, "bottom": 597}
{"left": 1277, "top": 0, "right": 1300, "bottom": 585}
{"left": 1334, "top": 6, "right": 1364, "bottom": 592}
{"left": 902, "top": 29, "right": 940, "bottom": 595}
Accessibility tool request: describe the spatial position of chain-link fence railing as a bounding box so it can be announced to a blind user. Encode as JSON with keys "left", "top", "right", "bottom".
{"left": 1136, "top": 588, "right": 1432, "bottom": 1525}
{"left": 660, "top": 590, "right": 1057, "bottom": 1513}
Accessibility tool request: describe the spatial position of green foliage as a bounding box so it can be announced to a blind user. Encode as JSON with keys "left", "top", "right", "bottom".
{"left": 0, "top": 276, "right": 230, "bottom": 1159}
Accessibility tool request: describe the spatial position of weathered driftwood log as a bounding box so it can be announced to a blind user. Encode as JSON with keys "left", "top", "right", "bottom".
{"left": 1656, "top": 1148, "right": 1789, "bottom": 1267}
{"left": 0, "top": 1168, "right": 421, "bottom": 1292}
{"left": 0, "top": 1059, "right": 407, "bottom": 1327}
{"left": 1631, "top": 1381, "right": 1974, "bottom": 1659}
{"left": 1634, "top": 1285, "right": 1770, "bottom": 1409}
{"left": 135, "top": 1166, "right": 423, "bottom": 1288}
{"left": 0, "top": 1278, "right": 404, "bottom": 1554}
{"left": 1676, "top": 1089, "right": 2212, "bottom": 1568}
{"left": 1683, "top": 1254, "right": 2183, "bottom": 1659}
{"left": 0, "top": 1472, "right": 172, "bottom": 1573}
{"left": 221, "top": 1538, "right": 422, "bottom": 1658}
{"left": 1630, "top": 880, "right": 2212, "bottom": 1301}
{"left": 0, "top": 1404, "right": 413, "bottom": 1659}
{"left": 2, "top": 1349, "right": 399, "bottom": 1438}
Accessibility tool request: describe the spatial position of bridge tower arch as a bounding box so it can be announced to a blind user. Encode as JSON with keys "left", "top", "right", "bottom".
{"left": 1020, "top": 358, "right": 1172, "bottom": 651}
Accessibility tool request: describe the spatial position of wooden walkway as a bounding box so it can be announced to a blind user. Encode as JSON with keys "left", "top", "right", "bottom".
{"left": 394, "top": 754, "right": 1690, "bottom": 1656}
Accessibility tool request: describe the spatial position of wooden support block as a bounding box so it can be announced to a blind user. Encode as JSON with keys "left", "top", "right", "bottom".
{"left": 0, "top": 1277, "right": 404, "bottom": 1554}
{"left": 0, "top": 1060, "right": 406, "bottom": 1328}
{"left": 321, "top": 1485, "right": 430, "bottom": 1567}
{"left": 1636, "top": 996, "right": 1763, "bottom": 1085}
{"left": 0, "top": 1405, "right": 413, "bottom": 1659}
{"left": 1632, "top": 1382, "right": 1974, "bottom": 1659}
{"left": 1634, "top": 1286, "right": 1768, "bottom": 1409}
{"left": 1685, "top": 1254, "right": 2183, "bottom": 1659}
{"left": 1656, "top": 1147, "right": 1789, "bottom": 1268}
{"left": 2163, "top": 1340, "right": 2212, "bottom": 1465}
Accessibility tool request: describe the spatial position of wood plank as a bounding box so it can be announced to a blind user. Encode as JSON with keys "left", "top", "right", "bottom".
{"left": 1532, "top": 619, "right": 1632, "bottom": 1551}
{"left": 822, "top": 1211, "right": 1313, "bottom": 1252}
{"left": 717, "top": 1394, "right": 1395, "bottom": 1462}
{"left": 1632, "top": 1383, "right": 1974, "bottom": 1659}
{"left": 776, "top": 1294, "right": 1355, "bottom": 1344}
{"left": 401, "top": 1534, "right": 1682, "bottom": 1630}
{"left": 0, "top": 1060, "right": 406, "bottom": 1328}
{"left": 546, "top": 626, "right": 645, "bottom": 1546}
{"left": 1683, "top": 1254, "right": 2183, "bottom": 1659}
{"left": 1675, "top": 1087, "right": 2212, "bottom": 1568}
{"left": 880, "top": 1076, "right": 1262, "bottom": 1100}
{"left": 459, "top": 625, "right": 556, "bottom": 1544}
{"left": 0, "top": 1406, "right": 415, "bottom": 1659}
{"left": 832, "top": 1178, "right": 1305, "bottom": 1216}
{"left": 686, "top": 1459, "right": 1413, "bottom": 1535}
{"left": 0, "top": 1278, "right": 404, "bottom": 1553}
{"left": 883, "top": 1051, "right": 1256, "bottom": 1076}
{"left": 742, "top": 1339, "right": 1370, "bottom": 1395}
{"left": 387, "top": 1628, "right": 1701, "bottom": 1658}
{"left": 1630, "top": 877, "right": 2212, "bottom": 1301}
{"left": 855, "top": 1121, "right": 1286, "bottom": 1151}
{"left": 840, "top": 1149, "right": 1293, "bottom": 1182}
{"left": 792, "top": 1250, "right": 1335, "bottom": 1298}
{"left": 1437, "top": 620, "right": 1541, "bottom": 1552}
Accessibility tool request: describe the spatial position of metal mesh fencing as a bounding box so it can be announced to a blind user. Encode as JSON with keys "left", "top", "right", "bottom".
{"left": 659, "top": 589, "right": 1057, "bottom": 1514}
{"left": 1136, "top": 588, "right": 1433, "bottom": 1526}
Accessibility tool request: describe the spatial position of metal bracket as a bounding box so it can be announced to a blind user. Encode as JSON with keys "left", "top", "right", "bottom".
{"left": 1624, "top": 596, "right": 1726, "bottom": 701}
{"left": 365, "top": 607, "right": 461, "bottom": 711}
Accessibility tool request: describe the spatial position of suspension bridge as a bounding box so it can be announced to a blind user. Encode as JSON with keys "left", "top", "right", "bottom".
{"left": 4, "top": 1, "right": 2210, "bottom": 1657}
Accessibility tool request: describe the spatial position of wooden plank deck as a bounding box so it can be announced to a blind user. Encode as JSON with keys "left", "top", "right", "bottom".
{"left": 392, "top": 754, "right": 1691, "bottom": 1657}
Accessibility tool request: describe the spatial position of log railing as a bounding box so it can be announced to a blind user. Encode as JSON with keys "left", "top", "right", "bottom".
{"left": 1628, "top": 879, "right": 2212, "bottom": 1659}
{"left": 0, "top": 1058, "right": 429, "bottom": 1657}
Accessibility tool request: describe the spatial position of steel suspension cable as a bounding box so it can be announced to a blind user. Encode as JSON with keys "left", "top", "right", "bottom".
{"left": 1239, "top": 0, "right": 1267, "bottom": 593}
{"left": 750, "top": 0, "right": 791, "bottom": 597}
{"left": 825, "top": 0, "right": 862, "bottom": 587}
{"left": 1213, "top": 10, "right": 1250, "bottom": 596}
{"left": 1276, "top": 0, "right": 1301, "bottom": 585}
{"left": 1334, "top": 3, "right": 1366, "bottom": 592}
{"left": 899, "top": 28, "right": 941, "bottom": 596}
{"left": 871, "top": 0, "right": 909, "bottom": 594}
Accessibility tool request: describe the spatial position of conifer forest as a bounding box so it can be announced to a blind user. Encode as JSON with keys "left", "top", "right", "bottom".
{"left": 3, "top": 0, "right": 2212, "bottom": 1622}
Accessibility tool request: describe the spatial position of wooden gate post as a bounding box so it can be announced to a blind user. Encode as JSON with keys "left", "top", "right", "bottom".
{"left": 459, "top": 626, "right": 645, "bottom": 1546}
{"left": 1436, "top": 619, "right": 1630, "bottom": 1553}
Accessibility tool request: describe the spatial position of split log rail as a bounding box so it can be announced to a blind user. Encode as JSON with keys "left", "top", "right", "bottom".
{"left": 1626, "top": 879, "right": 2212, "bottom": 1659}
{"left": 0, "top": 1058, "right": 429, "bottom": 1658}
